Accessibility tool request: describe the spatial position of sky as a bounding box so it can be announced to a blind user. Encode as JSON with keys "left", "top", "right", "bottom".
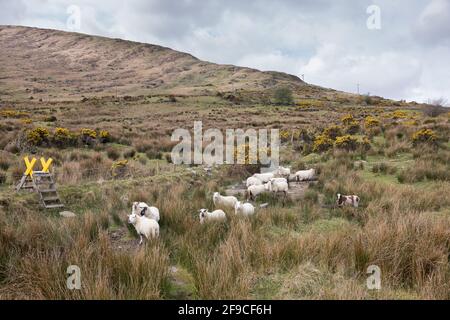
{"left": 1, "top": 0, "right": 449, "bottom": 103}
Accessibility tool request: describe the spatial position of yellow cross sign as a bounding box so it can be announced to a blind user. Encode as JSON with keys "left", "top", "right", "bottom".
{"left": 24, "top": 156, "right": 37, "bottom": 177}
{"left": 40, "top": 157, "right": 53, "bottom": 173}
{"left": 23, "top": 156, "right": 53, "bottom": 176}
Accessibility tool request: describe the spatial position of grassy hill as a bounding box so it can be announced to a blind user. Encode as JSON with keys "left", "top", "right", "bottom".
{"left": 0, "top": 26, "right": 449, "bottom": 300}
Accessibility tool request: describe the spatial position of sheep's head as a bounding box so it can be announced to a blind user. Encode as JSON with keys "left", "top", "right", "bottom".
{"left": 128, "top": 213, "right": 138, "bottom": 224}
{"left": 199, "top": 209, "right": 208, "bottom": 224}
{"left": 213, "top": 192, "right": 219, "bottom": 198}
{"left": 336, "top": 194, "right": 344, "bottom": 205}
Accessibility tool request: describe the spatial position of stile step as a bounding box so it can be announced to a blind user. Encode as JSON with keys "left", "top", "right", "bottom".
{"left": 43, "top": 196, "right": 60, "bottom": 201}
{"left": 44, "top": 204, "right": 65, "bottom": 209}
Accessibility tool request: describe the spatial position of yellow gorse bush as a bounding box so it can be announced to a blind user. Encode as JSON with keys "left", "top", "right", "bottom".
{"left": 313, "top": 134, "right": 333, "bottom": 153}
{"left": 81, "top": 128, "right": 97, "bottom": 139}
{"left": 323, "top": 125, "right": 343, "bottom": 140}
{"left": 0, "top": 110, "right": 29, "bottom": 118}
{"left": 334, "top": 135, "right": 359, "bottom": 151}
{"left": 27, "top": 127, "right": 50, "bottom": 145}
{"left": 412, "top": 129, "right": 437, "bottom": 145}
{"left": 364, "top": 116, "right": 380, "bottom": 128}
{"left": 341, "top": 114, "right": 355, "bottom": 126}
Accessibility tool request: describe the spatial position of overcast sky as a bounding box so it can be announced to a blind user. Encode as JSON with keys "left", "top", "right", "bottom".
{"left": 1, "top": 0, "right": 449, "bottom": 103}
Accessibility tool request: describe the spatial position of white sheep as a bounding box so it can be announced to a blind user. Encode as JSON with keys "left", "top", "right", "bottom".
{"left": 199, "top": 208, "right": 226, "bottom": 224}
{"left": 247, "top": 182, "right": 270, "bottom": 201}
{"left": 267, "top": 178, "right": 289, "bottom": 196}
{"left": 275, "top": 166, "right": 291, "bottom": 178}
{"left": 234, "top": 201, "right": 255, "bottom": 216}
{"left": 336, "top": 193, "right": 360, "bottom": 208}
{"left": 213, "top": 192, "right": 238, "bottom": 211}
{"left": 252, "top": 172, "right": 274, "bottom": 183}
{"left": 246, "top": 176, "right": 263, "bottom": 187}
{"left": 294, "top": 168, "right": 315, "bottom": 183}
{"left": 128, "top": 212, "right": 159, "bottom": 245}
{"left": 132, "top": 202, "right": 160, "bottom": 221}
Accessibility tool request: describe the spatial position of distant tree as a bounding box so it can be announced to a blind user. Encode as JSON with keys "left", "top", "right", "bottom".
{"left": 423, "top": 97, "right": 448, "bottom": 117}
{"left": 273, "top": 86, "right": 294, "bottom": 105}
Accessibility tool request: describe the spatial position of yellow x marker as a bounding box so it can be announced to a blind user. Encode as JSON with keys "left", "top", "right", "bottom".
{"left": 40, "top": 157, "right": 53, "bottom": 173}
{"left": 24, "top": 156, "right": 37, "bottom": 176}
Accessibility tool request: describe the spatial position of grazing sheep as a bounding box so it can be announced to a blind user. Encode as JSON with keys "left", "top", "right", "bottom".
{"left": 213, "top": 192, "right": 238, "bottom": 211}
{"left": 199, "top": 208, "right": 226, "bottom": 224}
{"left": 267, "top": 178, "right": 289, "bottom": 196}
{"left": 336, "top": 193, "right": 360, "bottom": 208}
{"left": 247, "top": 182, "right": 270, "bottom": 201}
{"left": 132, "top": 202, "right": 160, "bottom": 221}
{"left": 252, "top": 172, "right": 275, "bottom": 183}
{"left": 128, "top": 212, "right": 159, "bottom": 245}
{"left": 275, "top": 166, "right": 291, "bottom": 178}
{"left": 294, "top": 168, "right": 315, "bottom": 182}
{"left": 234, "top": 201, "right": 255, "bottom": 216}
{"left": 246, "top": 176, "right": 263, "bottom": 187}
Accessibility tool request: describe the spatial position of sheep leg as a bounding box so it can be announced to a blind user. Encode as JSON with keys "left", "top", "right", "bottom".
{"left": 139, "top": 234, "right": 143, "bottom": 245}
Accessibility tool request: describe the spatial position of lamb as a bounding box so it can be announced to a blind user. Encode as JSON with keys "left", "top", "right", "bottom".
{"left": 246, "top": 176, "right": 263, "bottom": 187}
{"left": 132, "top": 202, "right": 160, "bottom": 221}
{"left": 199, "top": 208, "right": 226, "bottom": 224}
{"left": 128, "top": 212, "right": 159, "bottom": 245}
{"left": 247, "top": 182, "right": 270, "bottom": 201}
{"left": 252, "top": 172, "right": 275, "bottom": 183}
{"left": 294, "top": 168, "right": 315, "bottom": 183}
{"left": 234, "top": 201, "right": 255, "bottom": 216}
{"left": 213, "top": 192, "right": 238, "bottom": 211}
{"left": 336, "top": 193, "right": 360, "bottom": 208}
{"left": 267, "top": 178, "right": 289, "bottom": 196}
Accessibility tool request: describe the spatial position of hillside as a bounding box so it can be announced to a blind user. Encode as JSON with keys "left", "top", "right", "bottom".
{"left": 1, "top": 25, "right": 448, "bottom": 300}
{"left": 0, "top": 25, "right": 310, "bottom": 101}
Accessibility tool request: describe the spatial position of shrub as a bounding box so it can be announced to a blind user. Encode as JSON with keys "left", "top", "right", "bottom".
{"left": 27, "top": 127, "right": 50, "bottom": 146}
{"left": 106, "top": 148, "right": 121, "bottom": 160}
{"left": 0, "top": 158, "right": 10, "bottom": 171}
{"left": 0, "top": 171, "right": 6, "bottom": 184}
{"left": 364, "top": 116, "right": 380, "bottom": 128}
{"left": 123, "top": 149, "right": 136, "bottom": 159}
{"left": 99, "top": 130, "right": 110, "bottom": 143}
{"left": 323, "top": 125, "right": 342, "bottom": 140}
{"left": 412, "top": 129, "right": 437, "bottom": 146}
{"left": 80, "top": 128, "right": 97, "bottom": 145}
{"left": 313, "top": 134, "right": 333, "bottom": 153}
{"left": 273, "top": 87, "right": 294, "bottom": 105}
{"left": 423, "top": 98, "right": 448, "bottom": 117}
{"left": 372, "top": 162, "right": 396, "bottom": 175}
{"left": 358, "top": 136, "right": 372, "bottom": 153}
{"left": 391, "top": 110, "right": 408, "bottom": 119}
{"left": 111, "top": 159, "right": 128, "bottom": 178}
{"left": 53, "top": 127, "right": 77, "bottom": 147}
{"left": 345, "top": 120, "right": 360, "bottom": 135}
{"left": 341, "top": 114, "right": 355, "bottom": 126}
{"left": 146, "top": 150, "right": 163, "bottom": 160}
{"left": 334, "top": 135, "right": 359, "bottom": 151}
{"left": 45, "top": 115, "right": 57, "bottom": 122}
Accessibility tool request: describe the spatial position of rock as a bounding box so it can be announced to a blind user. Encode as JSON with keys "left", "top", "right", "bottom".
{"left": 59, "top": 211, "right": 76, "bottom": 218}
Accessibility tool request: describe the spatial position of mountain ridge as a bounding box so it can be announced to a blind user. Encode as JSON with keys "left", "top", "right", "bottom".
{"left": 0, "top": 25, "right": 310, "bottom": 101}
